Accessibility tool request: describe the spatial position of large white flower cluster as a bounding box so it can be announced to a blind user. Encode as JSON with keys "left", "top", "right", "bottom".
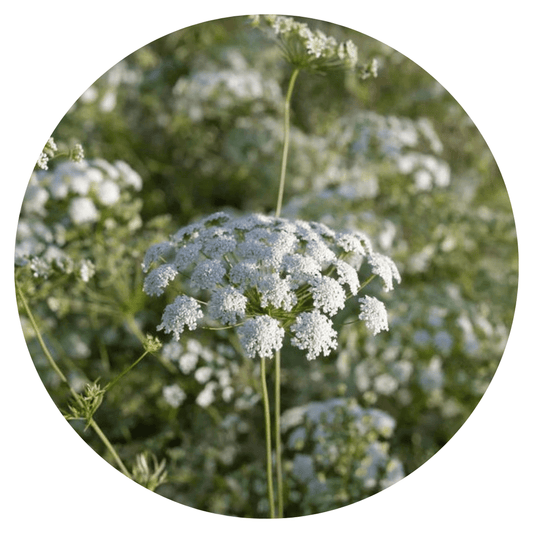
{"left": 143, "top": 212, "right": 400, "bottom": 361}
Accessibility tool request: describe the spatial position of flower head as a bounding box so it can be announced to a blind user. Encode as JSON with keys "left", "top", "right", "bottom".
{"left": 156, "top": 295, "right": 203, "bottom": 341}
{"left": 209, "top": 287, "right": 248, "bottom": 325}
{"left": 290, "top": 310, "right": 338, "bottom": 360}
{"left": 358, "top": 295, "right": 389, "bottom": 335}
{"left": 143, "top": 211, "right": 399, "bottom": 359}
{"left": 163, "top": 383, "right": 186, "bottom": 408}
{"left": 239, "top": 315, "right": 285, "bottom": 359}
{"left": 367, "top": 252, "right": 401, "bottom": 292}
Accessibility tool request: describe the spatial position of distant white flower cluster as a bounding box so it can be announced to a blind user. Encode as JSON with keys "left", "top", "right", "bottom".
{"left": 23, "top": 158, "right": 142, "bottom": 220}
{"left": 323, "top": 111, "right": 451, "bottom": 195}
{"left": 281, "top": 398, "right": 404, "bottom": 494}
{"left": 143, "top": 211, "right": 400, "bottom": 361}
{"left": 16, "top": 157, "right": 143, "bottom": 279}
{"left": 173, "top": 63, "right": 283, "bottom": 122}
{"left": 79, "top": 61, "right": 142, "bottom": 113}
{"left": 161, "top": 338, "right": 260, "bottom": 410}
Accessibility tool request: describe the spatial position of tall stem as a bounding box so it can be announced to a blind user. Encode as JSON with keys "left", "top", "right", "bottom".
{"left": 272, "top": 67, "right": 300, "bottom": 519}
{"left": 274, "top": 349, "right": 283, "bottom": 517}
{"left": 16, "top": 281, "right": 132, "bottom": 479}
{"left": 275, "top": 67, "right": 300, "bottom": 218}
{"left": 260, "top": 357, "right": 275, "bottom": 518}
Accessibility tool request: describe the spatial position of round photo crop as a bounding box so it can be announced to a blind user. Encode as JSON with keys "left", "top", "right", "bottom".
{"left": 14, "top": 15, "right": 518, "bottom": 518}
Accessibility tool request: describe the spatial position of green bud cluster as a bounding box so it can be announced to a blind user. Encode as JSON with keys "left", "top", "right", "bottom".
{"left": 65, "top": 381, "right": 106, "bottom": 429}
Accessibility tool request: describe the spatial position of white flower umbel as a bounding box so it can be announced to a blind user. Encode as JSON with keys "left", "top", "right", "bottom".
{"left": 309, "top": 277, "right": 346, "bottom": 316}
{"left": 290, "top": 310, "right": 338, "bottom": 360}
{"left": 143, "top": 211, "right": 400, "bottom": 359}
{"left": 190, "top": 259, "right": 226, "bottom": 290}
{"left": 358, "top": 295, "right": 389, "bottom": 335}
{"left": 143, "top": 264, "right": 179, "bottom": 297}
{"left": 367, "top": 252, "right": 402, "bottom": 292}
{"left": 209, "top": 286, "right": 248, "bottom": 326}
{"left": 156, "top": 295, "right": 203, "bottom": 341}
{"left": 239, "top": 315, "right": 285, "bottom": 359}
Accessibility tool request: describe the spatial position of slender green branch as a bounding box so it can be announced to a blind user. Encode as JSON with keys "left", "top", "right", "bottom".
{"left": 202, "top": 322, "right": 246, "bottom": 331}
{"left": 274, "top": 349, "right": 283, "bottom": 518}
{"left": 358, "top": 273, "right": 377, "bottom": 293}
{"left": 16, "top": 282, "right": 71, "bottom": 389}
{"left": 344, "top": 274, "right": 377, "bottom": 304}
{"left": 16, "top": 281, "right": 132, "bottom": 479}
{"left": 125, "top": 314, "right": 147, "bottom": 344}
{"left": 260, "top": 357, "right": 275, "bottom": 518}
{"left": 88, "top": 419, "right": 131, "bottom": 478}
{"left": 125, "top": 314, "right": 177, "bottom": 374}
{"left": 275, "top": 67, "right": 300, "bottom": 218}
{"left": 105, "top": 349, "right": 150, "bottom": 392}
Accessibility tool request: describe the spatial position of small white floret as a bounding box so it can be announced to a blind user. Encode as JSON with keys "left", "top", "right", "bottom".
{"left": 209, "top": 286, "right": 248, "bottom": 325}
{"left": 238, "top": 316, "right": 284, "bottom": 359}
{"left": 358, "top": 295, "right": 389, "bottom": 335}
{"left": 69, "top": 197, "right": 99, "bottom": 225}
{"left": 157, "top": 295, "right": 203, "bottom": 341}
{"left": 290, "top": 310, "right": 338, "bottom": 360}
{"left": 367, "top": 253, "right": 401, "bottom": 292}
{"left": 190, "top": 259, "right": 226, "bottom": 290}
{"left": 309, "top": 277, "right": 346, "bottom": 316}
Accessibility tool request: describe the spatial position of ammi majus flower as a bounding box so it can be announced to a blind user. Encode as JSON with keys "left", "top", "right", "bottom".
{"left": 142, "top": 212, "right": 400, "bottom": 361}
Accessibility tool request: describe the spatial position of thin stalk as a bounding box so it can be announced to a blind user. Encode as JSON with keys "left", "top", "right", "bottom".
{"left": 274, "top": 349, "right": 283, "bottom": 517}
{"left": 105, "top": 349, "right": 150, "bottom": 392}
{"left": 16, "top": 282, "right": 132, "bottom": 479}
{"left": 88, "top": 419, "right": 131, "bottom": 478}
{"left": 16, "top": 282, "right": 70, "bottom": 388}
{"left": 269, "top": 66, "right": 301, "bottom": 520}
{"left": 260, "top": 357, "right": 275, "bottom": 518}
{"left": 358, "top": 273, "right": 377, "bottom": 293}
{"left": 275, "top": 67, "right": 300, "bottom": 218}
{"left": 125, "top": 314, "right": 178, "bottom": 374}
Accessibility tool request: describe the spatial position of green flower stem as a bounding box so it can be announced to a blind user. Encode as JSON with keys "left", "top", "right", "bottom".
{"left": 268, "top": 66, "right": 301, "bottom": 520}
{"left": 16, "top": 282, "right": 132, "bottom": 479}
{"left": 260, "top": 357, "right": 275, "bottom": 518}
{"left": 274, "top": 349, "right": 283, "bottom": 518}
{"left": 275, "top": 67, "right": 300, "bottom": 219}
{"left": 16, "top": 282, "right": 71, "bottom": 390}
{"left": 87, "top": 419, "right": 131, "bottom": 478}
{"left": 126, "top": 315, "right": 178, "bottom": 374}
{"left": 104, "top": 349, "right": 150, "bottom": 392}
